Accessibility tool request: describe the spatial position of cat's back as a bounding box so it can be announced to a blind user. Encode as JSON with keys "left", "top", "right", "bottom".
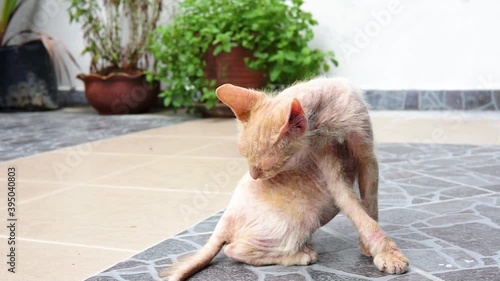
{"left": 277, "top": 77, "right": 361, "bottom": 101}
{"left": 277, "top": 77, "right": 369, "bottom": 132}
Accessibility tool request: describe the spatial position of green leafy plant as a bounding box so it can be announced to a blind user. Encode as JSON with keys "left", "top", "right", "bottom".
{"left": 68, "top": 0, "right": 171, "bottom": 75}
{"left": 149, "top": 0, "right": 338, "bottom": 109}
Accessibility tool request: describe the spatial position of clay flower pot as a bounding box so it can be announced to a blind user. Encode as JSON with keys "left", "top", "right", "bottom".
{"left": 203, "top": 46, "right": 267, "bottom": 88}
{"left": 200, "top": 46, "right": 267, "bottom": 117}
{"left": 77, "top": 72, "right": 159, "bottom": 115}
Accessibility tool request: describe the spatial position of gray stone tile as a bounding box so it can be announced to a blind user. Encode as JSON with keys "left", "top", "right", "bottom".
{"left": 189, "top": 260, "right": 258, "bottom": 281}
{"left": 381, "top": 170, "right": 420, "bottom": 181}
{"left": 464, "top": 91, "right": 493, "bottom": 110}
{"left": 442, "top": 249, "right": 479, "bottom": 268}
{"left": 310, "top": 236, "right": 356, "bottom": 254}
{"left": 482, "top": 258, "right": 497, "bottom": 266}
{"left": 120, "top": 273, "right": 157, "bottom": 281}
{"left": 133, "top": 239, "right": 197, "bottom": 260}
{"left": 404, "top": 249, "right": 458, "bottom": 272}
{"left": 493, "top": 90, "right": 500, "bottom": 110}
{"left": 420, "top": 223, "right": 500, "bottom": 256}
{"left": 193, "top": 220, "right": 218, "bottom": 233}
{"left": 104, "top": 260, "right": 148, "bottom": 272}
{"left": 425, "top": 213, "right": 484, "bottom": 226}
{"left": 259, "top": 265, "right": 303, "bottom": 273}
{"left": 155, "top": 258, "right": 172, "bottom": 265}
{"left": 396, "top": 233, "right": 432, "bottom": 241}
{"left": 480, "top": 185, "right": 500, "bottom": 192}
{"left": 419, "top": 91, "right": 448, "bottom": 110}
{"left": 379, "top": 208, "right": 434, "bottom": 225}
{"left": 435, "top": 267, "right": 500, "bottom": 281}
{"left": 392, "top": 238, "right": 432, "bottom": 250}
{"left": 0, "top": 108, "right": 193, "bottom": 161}
{"left": 444, "top": 91, "right": 464, "bottom": 110}
{"left": 388, "top": 273, "right": 434, "bottom": 281}
{"left": 307, "top": 268, "right": 368, "bottom": 281}
{"left": 85, "top": 277, "right": 118, "bottom": 281}
{"left": 395, "top": 176, "right": 457, "bottom": 188}
{"left": 404, "top": 91, "right": 419, "bottom": 110}
{"left": 179, "top": 233, "right": 212, "bottom": 247}
{"left": 469, "top": 164, "right": 500, "bottom": 177}
{"left": 475, "top": 204, "right": 500, "bottom": 225}
{"left": 439, "top": 186, "right": 490, "bottom": 198}
{"left": 265, "top": 273, "right": 306, "bottom": 281}
{"left": 314, "top": 249, "right": 387, "bottom": 278}
{"left": 413, "top": 199, "right": 475, "bottom": 214}
{"left": 365, "top": 91, "right": 406, "bottom": 110}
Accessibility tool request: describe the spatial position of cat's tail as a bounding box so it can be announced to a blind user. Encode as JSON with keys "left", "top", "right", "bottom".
{"left": 159, "top": 219, "right": 229, "bottom": 281}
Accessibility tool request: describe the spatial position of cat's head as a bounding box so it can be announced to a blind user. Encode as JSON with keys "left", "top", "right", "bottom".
{"left": 216, "top": 84, "right": 308, "bottom": 180}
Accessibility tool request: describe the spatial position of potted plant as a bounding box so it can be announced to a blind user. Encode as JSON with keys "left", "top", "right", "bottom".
{"left": 149, "top": 0, "right": 338, "bottom": 116}
{"left": 68, "top": 0, "right": 172, "bottom": 114}
{"left": 0, "top": 1, "right": 76, "bottom": 110}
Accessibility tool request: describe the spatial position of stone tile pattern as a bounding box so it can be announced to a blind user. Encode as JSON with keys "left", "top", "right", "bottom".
{"left": 88, "top": 143, "right": 500, "bottom": 281}
{"left": 58, "top": 90, "right": 166, "bottom": 108}
{"left": 60, "top": 90, "right": 500, "bottom": 111}
{"left": 0, "top": 109, "right": 193, "bottom": 161}
{"left": 365, "top": 90, "right": 500, "bottom": 110}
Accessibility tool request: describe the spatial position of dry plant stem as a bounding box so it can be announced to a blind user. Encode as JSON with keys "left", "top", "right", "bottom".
{"left": 70, "top": 0, "right": 166, "bottom": 73}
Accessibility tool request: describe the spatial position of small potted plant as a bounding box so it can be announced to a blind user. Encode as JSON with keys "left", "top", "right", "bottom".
{"left": 68, "top": 0, "right": 173, "bottom": 114}
{"left": 0, "top": 1, "right": 77, "bottom": 110}
{"left": 149, "top": 0, "right": 337, "bottom": 116}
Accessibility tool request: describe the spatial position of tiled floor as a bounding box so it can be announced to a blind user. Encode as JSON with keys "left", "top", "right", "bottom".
{"left": 0, "top": 109, "right": 499, "bottom": 281}
{"left": 0, "top": 107, "right": 194, "bottom": 161}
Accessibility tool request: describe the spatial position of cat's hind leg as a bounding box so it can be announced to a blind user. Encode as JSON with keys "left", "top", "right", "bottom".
{"left": 224, "top": 242, "right": 317, "bottom": 266}
{"left": 357, "top": 156, "right": 379, "bottom": 256}
{"left": 347, "top": 132, "right": 379, "bottom": 256}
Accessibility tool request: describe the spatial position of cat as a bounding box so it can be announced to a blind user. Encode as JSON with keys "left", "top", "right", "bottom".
{"left": 161, "top": 78, "right": 409, "bottom": 281}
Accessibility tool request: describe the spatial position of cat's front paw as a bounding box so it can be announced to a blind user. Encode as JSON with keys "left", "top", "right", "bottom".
{"left": 373, "top": 249, "right": 409, "bottom": 274}
{"left": 303, "top": 246, "right": 318, "bottom": 264}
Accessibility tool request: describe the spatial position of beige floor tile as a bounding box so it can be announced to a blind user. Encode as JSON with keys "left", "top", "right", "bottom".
{"left": 181, "top": 138, "right": 241, "bottom": 158}
{"left": 0, "top": 185, "right": 232, "bottom": 250}
{"left": 0, "top": 180, "right": 71, "bottom": 208}
{"left": 0, "top": 238, "right": 131, "bottom": 281}
{"left": 0, "top": 152, "right": 161, "bottom": 183}
{"left": 83, "top": 135, "right": 215, "bottom": 156}
{"left": 371, "top": 111, "right": 500, "bottom": 145}
{"left": 93, "top": 156, "right": 247, "bottom": 193}
{"left": 136, "top": 118, "right": 239, "bottom": 137}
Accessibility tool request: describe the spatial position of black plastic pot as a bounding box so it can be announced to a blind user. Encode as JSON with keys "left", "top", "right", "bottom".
{"left": 0, "top": 40, "right": 58, "bottom": 110}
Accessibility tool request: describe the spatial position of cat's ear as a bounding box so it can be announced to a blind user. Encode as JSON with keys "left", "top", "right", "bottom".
{"left": 216, "top": 84, "right": 263, "bottom": 122}
{"left": 277, "top": 98, "right": 307, "bottom": 140}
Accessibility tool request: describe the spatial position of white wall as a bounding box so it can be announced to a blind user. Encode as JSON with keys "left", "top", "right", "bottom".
{"left": 304, "top": 0, "right": 500, "bottom": 90}
{"left": 18, "top": 0, "right": 500, "bottom": 90}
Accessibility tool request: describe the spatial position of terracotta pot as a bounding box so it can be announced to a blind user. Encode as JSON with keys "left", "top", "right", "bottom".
{"left": 77, "top": 72, "right": 159, "bottom": 115}
{"left": 203, "top": 46, "right": 267, "bottom": 88}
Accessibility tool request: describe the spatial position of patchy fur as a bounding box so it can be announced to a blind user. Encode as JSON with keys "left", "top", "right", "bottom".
{"left": 161, "top": 78, "right": 409, "bottom": 281}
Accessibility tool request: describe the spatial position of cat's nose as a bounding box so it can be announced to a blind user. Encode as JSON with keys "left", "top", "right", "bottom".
{"left": 250, "top": 166, "right": 262, "bottom": 179}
